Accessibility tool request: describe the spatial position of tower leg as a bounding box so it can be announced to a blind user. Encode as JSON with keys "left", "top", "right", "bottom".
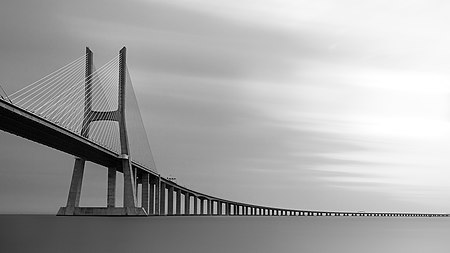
{"left": 67, "top": 157, "right": 85, "bottom": 207}
{"left": 57, "top": 158, "right": 85, "bottom": 215}
{"left": 123, "top": 160, "right": 137, "bottom": 208}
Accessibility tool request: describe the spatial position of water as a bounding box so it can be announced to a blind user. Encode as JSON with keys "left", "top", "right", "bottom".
{"left": 1, "top": 215, "right": 449, "bottom": 253}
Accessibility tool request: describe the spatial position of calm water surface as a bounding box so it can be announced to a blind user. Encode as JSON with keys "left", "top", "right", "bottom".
{"left": 1, "top": 215, "right": 449, "bottom": 253}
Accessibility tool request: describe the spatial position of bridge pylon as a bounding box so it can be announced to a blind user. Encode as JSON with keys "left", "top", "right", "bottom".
{"left": 57, "top": 47, "right": 148, "bottom": 216}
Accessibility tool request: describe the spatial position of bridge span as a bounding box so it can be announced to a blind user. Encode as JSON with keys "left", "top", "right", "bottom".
{"left": 0, "top": 47, "right": 448, "bottom": 217}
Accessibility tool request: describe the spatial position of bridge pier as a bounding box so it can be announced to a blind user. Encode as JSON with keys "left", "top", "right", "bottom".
{"left": 141, "top": 172, "right": 149, "bottom": 214}
{"left": 176, "top": 189, "right": 181, "bottom": 215}
{"left": 184, "top": 192, "right": 190, "bottom": 215}
{"left": 160, "top": 182, "right": 166, "bottom": 215}
{"left": 153, "top": 177, "right": 160, "bottom": 215}
{"left": 107, "top": 167, "right": 116, "bottom": 207}
{"left": 193, "top": 196, "right": 198, "bottom": 215}
{"left": 168, "top": 186, "right": 174, "bottom": 215}
{"left": 200, "top": 198, "right": 205, "bottom": 215}
{"left": 217, "top": 201, "right": 222, "bottom": 215}
{"left": 149, "top": 177, "right": 156, "bottom": 214}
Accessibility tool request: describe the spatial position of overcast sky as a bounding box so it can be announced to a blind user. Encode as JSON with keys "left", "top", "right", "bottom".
{"left": 2, "top": 0, "right": 450, "bottom": 213}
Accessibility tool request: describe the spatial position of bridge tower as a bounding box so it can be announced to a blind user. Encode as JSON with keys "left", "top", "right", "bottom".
{"left": 57, "top": 47, "right": 147, "bottom": 216}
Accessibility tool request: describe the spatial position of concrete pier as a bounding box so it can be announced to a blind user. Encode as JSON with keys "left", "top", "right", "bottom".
{"left": 141, "top": 172, "right": 149, "bottom": 213}
{"left": 193, "top": 197, "right": 198, "bottom": 215}
{"left": 192, "top": 195, "right": 198, "bottom": 215}
{"left": 217, "top": 201, "right": 222, "bottom": 215}
{"left": 154, "top": 178, "right": 160, "bottom": 215}
{"left": 184, "top": 192, "right": 190, "bottom": 215}
{"left": 207, "top": 199, "right": 212, "bottom": 215}
{"left": 225, "top": 203, "right": 230, "bottom": 215}
{"left": 160, "top": 182, "right": 166, "bottom": 215}
{"left": 176, "top": 189, "right": 181, "bottom": 215}
{"left": 107, "top": 167, "right": 116, "bottom": 208}
{"left": 168, "top": 186, "right": 174, "bottom": 215}
{"left": 200, "top": 198, "right": 205, "bottom": 215}
{"left": 149, "top": 177, "right": 156, "bottom": 214}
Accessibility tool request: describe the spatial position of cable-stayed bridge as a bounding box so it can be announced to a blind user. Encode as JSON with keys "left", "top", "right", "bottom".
{"left": 0, "top": 47, "right": 447, "bottom": 217}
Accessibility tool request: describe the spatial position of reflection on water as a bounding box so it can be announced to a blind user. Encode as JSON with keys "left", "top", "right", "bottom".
{"left": 1, "top": 215, "right": 449, "bottom": 253}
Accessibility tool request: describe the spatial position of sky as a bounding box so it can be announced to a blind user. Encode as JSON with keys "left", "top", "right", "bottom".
{"left": 1, "top": 0, "right": 450, "bottom": 213}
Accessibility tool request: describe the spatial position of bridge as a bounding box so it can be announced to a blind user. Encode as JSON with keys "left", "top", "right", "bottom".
{"left": 0, "top": 47, "right": 448, "bottom": 217}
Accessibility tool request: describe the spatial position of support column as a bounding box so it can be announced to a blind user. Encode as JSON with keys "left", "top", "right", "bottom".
{"left": 159, "top": 182, "right": 166, "bottom": 215}
{"left": 168, "top": 186, "right": 174, "bottom": 215}
{"left": 200, "top": 198, "right": 205, "bottom": 215}
{"left": 217, "top": 201, "right": 222, "bottom": 215}
{"left": 193, "top": 196, "right": 198, "bottom": 215}
{"left": 154, "top": 177, "right": 160, "bottom": 215}
{"left": 207, "top": 199, "right": 212, "bottom": 215}
{"left": 141, "top": 172, "right": 149, "bottom": 214}
{"left": 184, "top": 192, "right": 190, "bottom": 215}
{"left": 107, "top": 167, "right": 116, "bottom": 207}
{"left": 176, "top": 189, "right": 181, "bottom": 215}
{"left": 149, "top": 177, "right": 155, "bottom": 214}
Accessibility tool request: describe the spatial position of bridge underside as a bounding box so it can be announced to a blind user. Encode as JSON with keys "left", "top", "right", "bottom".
{"left": 0, "top": 100, "right": 121, "bottom": 169}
